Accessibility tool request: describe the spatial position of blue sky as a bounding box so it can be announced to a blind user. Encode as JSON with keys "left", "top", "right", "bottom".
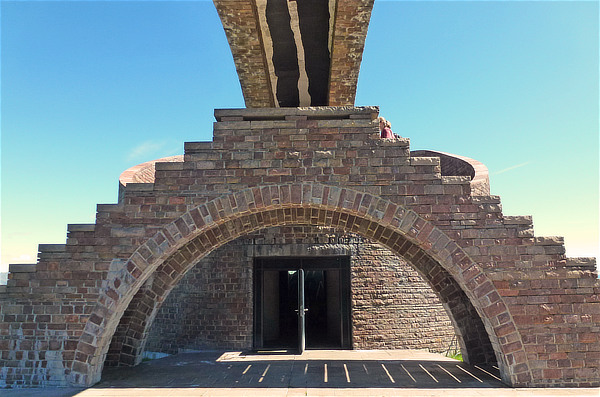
{"left": 1, "top": 0, "right": 598, "bottom": 273}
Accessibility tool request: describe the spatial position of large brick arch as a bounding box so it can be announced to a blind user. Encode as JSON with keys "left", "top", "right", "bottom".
{"left": 105, "top": 227, "right": 495, "bottom": 370}
{"left": 71, "top": 183, "right": 530, "bottom": 387}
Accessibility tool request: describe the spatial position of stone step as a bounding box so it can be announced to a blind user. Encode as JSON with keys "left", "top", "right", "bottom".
{"left": 8, "top": 263, "right": 37, "bottom": 273}
{"left": 184, "top": 141, "right": 215, "bottom": 153}
{"left": 534, "top": 236, "right": 564, "bottom": 246}
{"left": 123, "top": 183, "right": 154, "bottom": 192}
{"left": 410, "top": 157, "right": 441, "bottom": 166}
{"left": 441, "top": 176, "right": 470, "bottom": 185}
{"left": 503, "top": 216, "right": 533, "bottom": 226}
{"left": 567, "top": 257, "right": 596, "bottom": 266}
{"left": 566, "top": 257, "right": 597, "bottom": 273}
{"left": 67, "top": 224, "right": 96, "bottom": 233}
{"left": 97, "top": 203, "right": 123, "bottom": 212}
{"left": 38, "top": 244, "right": 66, "bottom": 253}
{"left": 472, "top": 195, "right": 501, "bottom": 204}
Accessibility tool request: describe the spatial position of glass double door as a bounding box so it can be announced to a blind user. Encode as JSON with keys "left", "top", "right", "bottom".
{"left": 254, "top": 257, "right": 351, "bottom": 353}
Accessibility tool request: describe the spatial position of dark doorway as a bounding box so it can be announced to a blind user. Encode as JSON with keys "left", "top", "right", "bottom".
{"left": 253, "top": 257, "right": 351, "bottom": 352}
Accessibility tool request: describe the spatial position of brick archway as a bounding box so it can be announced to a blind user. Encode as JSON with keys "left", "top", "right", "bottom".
{"left": 70, "top": 183, "right": 530, "bottom": 387}
{"left": 105, "top": 227, "right": 494, "bottom": 370}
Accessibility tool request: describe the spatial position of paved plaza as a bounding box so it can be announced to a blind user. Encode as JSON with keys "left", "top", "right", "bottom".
{"left": 2, "top": 350, "right": 598, "bottom": 396}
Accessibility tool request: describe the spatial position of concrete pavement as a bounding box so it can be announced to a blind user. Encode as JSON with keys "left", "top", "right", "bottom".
{"left": 2, "top": 350, "right": 598, "bottom": 396}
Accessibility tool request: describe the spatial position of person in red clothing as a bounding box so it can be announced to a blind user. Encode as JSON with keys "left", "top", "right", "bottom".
{"left": 378, "top": 117, "right": 394, "bottom": 139}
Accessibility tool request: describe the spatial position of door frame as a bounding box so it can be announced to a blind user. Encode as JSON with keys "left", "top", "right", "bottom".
{"left": 253, "top": 256, "right": 352, "bottom": 352}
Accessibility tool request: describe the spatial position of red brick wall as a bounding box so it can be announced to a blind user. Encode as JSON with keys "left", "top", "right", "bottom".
{"left": 142, "top": 227, "right": 456, "bottom": 355}
{"left": 142, "top": 238, "right": 254, "bottom": 354}
{"left": 351, "top": 238, "right": 455, "bottom": 350}
{"left": 1, "top": 107, "right": 598, "bottom": 388}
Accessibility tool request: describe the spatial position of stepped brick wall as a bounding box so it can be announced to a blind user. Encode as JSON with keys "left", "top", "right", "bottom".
{"left": 0, "top": 107, "right": 598, "bottom": 389}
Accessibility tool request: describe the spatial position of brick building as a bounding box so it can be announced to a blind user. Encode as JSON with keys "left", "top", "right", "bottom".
{"left": 2, "top": 107, "right": 598, "bottom": 389}
{"left": 1, "top": 0, "right": 598, "bottom": 390}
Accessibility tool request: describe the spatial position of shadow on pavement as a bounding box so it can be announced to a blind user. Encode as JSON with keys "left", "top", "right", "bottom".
{"left": 97, "top": 352, "right": 507, "bottom": 389}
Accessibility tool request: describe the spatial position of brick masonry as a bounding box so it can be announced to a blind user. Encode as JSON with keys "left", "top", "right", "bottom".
{"left": 140, "top": 226, "right": 455, "bottom": 356}
{"left": 213, "top": 0, "right": 373, "bottom": 107}
{"left": 0, "top": 107, "right": 598, "bottom": 389}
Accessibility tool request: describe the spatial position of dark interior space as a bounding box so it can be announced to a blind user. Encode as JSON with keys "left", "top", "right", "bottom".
{"left": 254, "top": 257, "right": 350, "bottom": 351}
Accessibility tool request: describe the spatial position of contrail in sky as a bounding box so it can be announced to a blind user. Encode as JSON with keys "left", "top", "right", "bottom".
{"left": 493, "top": 161, "right": 532, "bottom": 175}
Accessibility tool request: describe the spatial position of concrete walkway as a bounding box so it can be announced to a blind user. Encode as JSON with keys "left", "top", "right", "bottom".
{"left": 2, "top": 350, "right": 599, "bottom": 396}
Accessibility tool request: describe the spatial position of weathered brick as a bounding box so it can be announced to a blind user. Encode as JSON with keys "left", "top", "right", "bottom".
{"left": 1, "top": 106, "right": 597, "bottom": 390}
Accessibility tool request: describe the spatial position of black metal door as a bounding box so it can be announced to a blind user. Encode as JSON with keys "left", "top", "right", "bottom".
{"left": 254, "top": 256, "right": 351, "bottom": 352}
